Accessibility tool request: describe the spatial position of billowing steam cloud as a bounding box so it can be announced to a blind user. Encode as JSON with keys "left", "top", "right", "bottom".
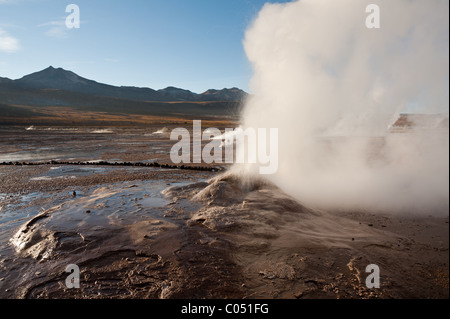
{"left": 239, "top": 0, "right": 449, "bottom": 214}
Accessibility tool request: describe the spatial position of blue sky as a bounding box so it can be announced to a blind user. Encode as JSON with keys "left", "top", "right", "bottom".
{"left": 0, "top": 0, "right": 291, "bottom": 93}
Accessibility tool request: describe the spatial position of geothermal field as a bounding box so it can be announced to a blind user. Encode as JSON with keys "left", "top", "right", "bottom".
{"left": 0, "top": 121, "right": 448, "bottom": 299}
{"left": 0, "top": 0, "right": 448, "bottom": 301}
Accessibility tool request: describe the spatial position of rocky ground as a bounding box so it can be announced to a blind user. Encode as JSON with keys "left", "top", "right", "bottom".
{"left": 0, "top": 169, "right": 448, "bottom": 299}
{"left": 0, "top": 125, "right": 448, "bottom": 299}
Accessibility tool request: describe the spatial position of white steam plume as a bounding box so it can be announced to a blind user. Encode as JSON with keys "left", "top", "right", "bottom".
{"left": 239, "top": 0, "right": 449, "bottom": 214}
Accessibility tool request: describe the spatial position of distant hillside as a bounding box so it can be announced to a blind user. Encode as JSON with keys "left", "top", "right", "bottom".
{"left": 0, "top": 66, "right": 247, "bottom": 125}
{"left": 6, "top": 66, "right": 248, "bottom": 102}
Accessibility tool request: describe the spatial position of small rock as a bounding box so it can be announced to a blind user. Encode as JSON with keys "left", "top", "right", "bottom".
{"left": 241, "top": 283, "right": 246, "bottom": 288}
{"left": 294, "top": 292, "right": 304, "bottom": 299}
{"left": 352, "top": 238, "right": 355, "bottom": 241}
{"left": 0, "top": 278, "right": 4, "bottom": 282}
{"left": 368, "top": 224, "right": 374, "bottom": 227}
{"left": 135, "top": 250, "right": 146, "bottom": 257}
{"left": 86, "top": 210, "right": 91, "bottom": 214}
{"left": 72, "top": 191, "right": 77, "bottom": 197}
{"left": 35, "top": 271, "right": 41, "bottom": 276}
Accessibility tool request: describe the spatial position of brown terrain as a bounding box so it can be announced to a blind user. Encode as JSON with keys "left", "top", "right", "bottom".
{"left": 0, "top": 120, "right": 448, "bottom": 299}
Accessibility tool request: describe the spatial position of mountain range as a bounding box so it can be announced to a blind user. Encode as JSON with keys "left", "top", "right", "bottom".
{"left": 1, "top": 66, "right": 247, "bottom": 102}
{"left": 0, "top": 67, "right": 247, "bottom": 125}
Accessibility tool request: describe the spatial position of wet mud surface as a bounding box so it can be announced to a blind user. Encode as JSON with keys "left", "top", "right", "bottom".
{"left": 0, "top": 170, "right": 447, "bottom": 299}
{"left": 0, "top": 125, "right": 448, "bottom": 299}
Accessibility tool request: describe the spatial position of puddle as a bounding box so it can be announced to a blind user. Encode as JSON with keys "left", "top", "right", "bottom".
{"left": 26, "top": 165, "right": 166, "bottom": 183}
{"left": 30, "top": 176, "right": 77, "bottom": 181}
{"left": 0, "top": 151, "right": 66, "bottom": 162}
{"left": 91, "top": 129, "right": 114, "bottom": 134}
{"left": 29, "top": 166, "right": 108, "bottom": 180}
{"left": 0, "top": 126, "right": 180, "bottom": 163}
{"left": 140, "top": 197, "right": 169, "bottom": 208}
